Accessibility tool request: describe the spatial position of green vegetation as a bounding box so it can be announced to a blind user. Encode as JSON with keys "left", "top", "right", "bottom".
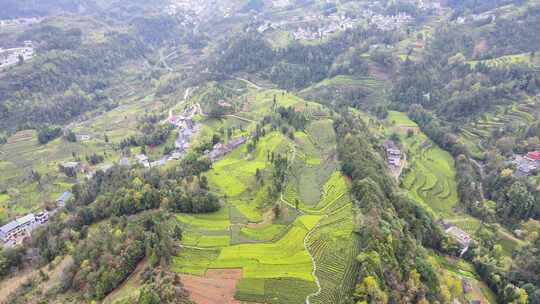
{"left": 3, "top": 0, "right": 540, "bottom": 303}
{"left": 171, "top": 104, "right": 362, "bottom": 303}
{"left": 240, "top": 224, "right": 286, "bottom": 241}
{"left": 401, "top": 132, "right": 459, "bottom": 217}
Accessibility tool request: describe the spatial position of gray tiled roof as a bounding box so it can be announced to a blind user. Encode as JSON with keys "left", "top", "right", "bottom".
{"left": 0, "top": 213, "right": 35, "bottom": 234}
{"left": 57, "top": 191, "right": 72, "bottom": 202}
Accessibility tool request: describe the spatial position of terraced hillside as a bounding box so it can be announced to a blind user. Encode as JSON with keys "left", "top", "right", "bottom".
{"left": 459, "top": 100, "right": 540, "bottom": 158}
{"left": 389, "top": 111, "right": 523, "bottom": 259}
{"left": 467, "top": 52, "right": 540, "bottom": 69}
{"left": 171, "top": 95, "right": 357, "bottom": 303}
{"left": 0, "top": 92, "right": 162, "bottom": 219}
{"left": 387, "top": 112, "right": 474, "bottom": 222}
{"left": 300, "top": 75, "right": 387, "bottom": 108}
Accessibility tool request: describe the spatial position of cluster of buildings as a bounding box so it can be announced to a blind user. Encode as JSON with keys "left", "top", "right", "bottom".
{"left": 455, "top": 12, "right": 495, "bottom": 25}
{"left": 369, "top": 12, "right": 413, "bottom": 31}
{"left": 0, "top": 191, "right": 72, "bottom": 247}
{"left": 384, "top": 140, "right": 402, "bottom": 168}
{"left": 206, "top": 136, "right": 247, "bottom": 161}
{"left": 135, "top": 106, "right": 198, "bottom": 168}
{"left": 60, "top": 159, "right": 114, "bottom": 179}
{"left": 257, "top": 13, "right": 361, "bottom": 41}
{"left": 514, "top": 150, "right": 540, "bottom": 176}
{"left": 271, "top": 0, "right": 290, "bottom": 8}
{"left": 257, "top": 5, "right": 413, "bottom": 41}
{"left": 165, "top": 0, "right": 233, "bottom": 19}
{"left": 415, "top": 0, "right": 442, "bottom": 11}
{"left": 0, "top": 41, "right": 35, "bottom": 70}
{"left": 0, "top": 17, "right": 42, "bottom": 28}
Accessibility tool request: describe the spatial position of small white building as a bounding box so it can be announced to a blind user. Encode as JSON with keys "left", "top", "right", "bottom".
{"left": 136, "top": 154, "right": 150, "bottom": 167}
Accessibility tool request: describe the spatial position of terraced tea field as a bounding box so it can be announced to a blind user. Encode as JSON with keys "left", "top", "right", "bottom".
{"left": 387, "top": 112, "right": 471, "bottom": 221}
{"left": 401, "top": 135, "right": 459, "bottom": 218}
{"left": 467, "top": 52, "right": 540, "bottom": 69}
{"left": 299, "top": 75, "right": 387, "bottom": 107}
{"left": 459, "top": 101, "right": 540, "bottom": 159}
{"left": 173, "top": 111, "right": 357, "bottom": 303}
{"left": 306, "top": 204, "right": 360, "bottom": 304}
{"left": 388, "top": 112, "right": 522, "bottom": 258}
{"left": 0, "top": 92, "right": 161, "bottom": 220}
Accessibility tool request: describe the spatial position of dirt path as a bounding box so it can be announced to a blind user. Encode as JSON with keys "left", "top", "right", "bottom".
{"left": 101, "top": 257, "right": 147, "bottom": 304}
{"left": 495, "top": 225, "right": 526, "bottom": 246}
{"left": 392, "top": 152, "right": 407, "bottom": 181}
{"left": 225, "top": 114, "right": 255, "bottom": 123}
{"left": 470, "top": 158, "right": 486, "bottom": 201}
{"left": 304, "top": 217, "right": 325, "bottom": 304}
{"left": 235, "top": 77, "right": 263, "bottom": 90}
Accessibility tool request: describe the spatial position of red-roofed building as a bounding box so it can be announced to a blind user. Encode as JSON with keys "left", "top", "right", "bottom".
{"left": 526, "top": 151, "right": 540, "bottom": 161}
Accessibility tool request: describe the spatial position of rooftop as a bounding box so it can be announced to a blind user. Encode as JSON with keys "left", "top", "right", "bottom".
{"left": 0, "top": 213, "right": 36, "bottom": 234}
{"left": 57, "top": 191, "right": 72, "bottom": 202}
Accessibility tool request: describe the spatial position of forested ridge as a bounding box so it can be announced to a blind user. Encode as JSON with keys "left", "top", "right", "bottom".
{"left": 334, "top": 112, "right": 449, "bottom": 302}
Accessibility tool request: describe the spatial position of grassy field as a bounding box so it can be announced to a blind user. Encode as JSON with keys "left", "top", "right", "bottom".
{"left": 287, "top": 119, "right": 340, "bottom": 207}
{"left": 240, "top": 224, "right": 287, "bottom": 241}
{"left": 206, "top": 131, "right": 291, "bottom": 197}
{"left": 401, "top": 135, "right": 459, "bottom": 217}
{"left": 172, "top": 216, "right": 321, "bottom": 303}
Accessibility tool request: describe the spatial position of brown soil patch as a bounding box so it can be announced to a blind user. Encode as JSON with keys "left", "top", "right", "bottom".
{"left": 6, "top": 130, "right": 34, "bottom": 144}
{"left": 181, "top": 269, "right": 243, "bottom": 304}
{"left": 246, "top": 209, "right": 275, "bottom": 229}
{"left": 473, "top": 39, "right": 489, "bottom": 59}
{"left": 397, "top": 126, "right": 420, "bottom": 134}
{"left": 368, "top": 64, "right": 390, "bottom": 81}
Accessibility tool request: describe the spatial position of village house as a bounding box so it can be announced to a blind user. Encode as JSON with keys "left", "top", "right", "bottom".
{"left": 56, "top": 191, "right": 73, "bottom": 208}
{"left": 514, "top": 150, "right": 540, "bottom": 176}
{"left": 384, "top": 140, "right": 402, "bottom": 167}
{"left": 34, "top": 211, "right": 49, "bottom": 224}
{"left": 75, "top": 134, "right": 91, "bottom": 141}
{"left": 150, "top": 159, "right": 166, "bottom": 168}
{"left": 1, "top": 210, "right": 51, "bottom": 247}
{"left": 59, "top": 161, "right": 80, "bottom": 177}
{"left": 525, "top": 150, "right": 540, "bottom": 162}
{"left": 462, "top": 280, "right": 473, "bottom": 294}
{"left": 446, "top": 226, "right": 472, "bottom": 253}
{"left": 207, "top": 136, "right": 247, "bottom": 161}
{"left": 438, "top": 220, "right": 472, "bottom": 255}
{"left": 136, "top": 154, "right": 150, "bottom": 167}
{"left": 169, "top": 151, "right": 183, "bottom": 160}
{"left": 119, "top": 157, "right": 130, "bottom": 166}
{"left": 218, "top": 100, "right": 233, "bottom": 108}
{"left": 0, "top": 213, "right": 37, "bottom": 244}
{"left": 60, "top": 161, "right": 80, "bottom": 170}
